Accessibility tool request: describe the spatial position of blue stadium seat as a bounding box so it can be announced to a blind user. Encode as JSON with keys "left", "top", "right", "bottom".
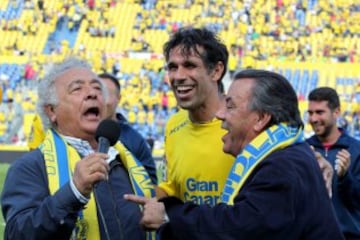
{"left": 284, "top": 69, "right": 292, "bottom": 84}
{"left": 310, "top": 70, "right": 319, "bottom": 90}
{"left": 292, "top": 69, "right": 300, "bottom": 91}
{"left": 299, "top": 69, "right": 309, "bottom": 98}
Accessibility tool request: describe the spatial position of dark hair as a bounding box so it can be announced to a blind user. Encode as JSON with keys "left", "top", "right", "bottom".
{"left": 233, "top": 69, "right": 304, "bottom": 129}
{"left": 98, "top": 72, "right": 120, "bottom": 92}
{"left": 163, "top": 27, "right": 229, "bottom": 92}
{"left": 308, "top": 87, "right": 340, "bottom": 111}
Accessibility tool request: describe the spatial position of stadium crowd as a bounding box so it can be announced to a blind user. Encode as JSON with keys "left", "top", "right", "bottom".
{"left": 0, "top": 0, "right": 359, "bottom": 152}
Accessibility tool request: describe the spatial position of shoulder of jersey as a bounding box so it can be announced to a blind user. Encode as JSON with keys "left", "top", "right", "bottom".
{"left": 167, "top": 109, "right": 188, "bottom": 124}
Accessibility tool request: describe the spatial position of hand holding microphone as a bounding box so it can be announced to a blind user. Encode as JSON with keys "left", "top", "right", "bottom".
{"left": 73, "top": 152, "right": 110, "bottom": 197}
{"left": 73, "top": 119, "right": 120, "bottom": 197}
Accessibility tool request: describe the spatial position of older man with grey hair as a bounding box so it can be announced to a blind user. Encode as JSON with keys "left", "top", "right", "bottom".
{"left": 1, "top": 57, "right": 156, "bottom": 240}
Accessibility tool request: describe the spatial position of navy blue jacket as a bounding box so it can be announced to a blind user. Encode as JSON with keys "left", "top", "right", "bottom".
{"left": 307, "top": 131, "right": 360, "bottom": 239}
{"left": 1, "top": 117, "right": 157, "bottom": 240}
{"left": 158, "top": 142, "right": 344, "bottom": 240}
{"left": 1, "top": 148, "right": 156, "bottom": 240}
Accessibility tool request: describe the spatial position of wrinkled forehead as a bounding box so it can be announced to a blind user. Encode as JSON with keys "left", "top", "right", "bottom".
{"left": 308, "top": 100, "right": 331, "bottom": 109}
{"left": 54, "top": 67, "right": 99, "bottom": 86}
{"left": 170, "top": 44, "right": 204, "bottom": 58}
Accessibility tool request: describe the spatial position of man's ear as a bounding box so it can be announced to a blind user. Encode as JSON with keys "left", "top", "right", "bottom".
{"left": 44, "top": 104, "right": 56, "bottom": 123}
{"left": 211, "top": 61, "right": 225, "bottom": 83}
{"left": 333, "top": 106, "right": 341, "bottom": 118}
{"left": 254, "top": 113, "right": 271, "bottom": 132}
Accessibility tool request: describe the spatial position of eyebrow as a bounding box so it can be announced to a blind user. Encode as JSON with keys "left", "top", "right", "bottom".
{"left": 90, "top": 78, "right": 102, "bottom": 85}
{"left": 308, "top": 109, "right": 325, "bottom": 113}
{"left": 166, "top": 62, "right": 176, "bottom": 68}
{"left": 167, "top": 57, "right": 199, "bottom": 67}
{"left": 67, "top": 78, "right": 101, "bottom": 89}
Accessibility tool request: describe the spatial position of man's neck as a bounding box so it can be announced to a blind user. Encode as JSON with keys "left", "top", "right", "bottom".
{"left": 188, "top": 94, "right": 223, "bottom": 124}
{"left": 64, "top": 135, "right": 98, "bottom": 150}
{"left": 189, "top": 109, "right": 217, "bottom": 124}
{"left": 319, "top": 128, "right": 341, "bottom": 145}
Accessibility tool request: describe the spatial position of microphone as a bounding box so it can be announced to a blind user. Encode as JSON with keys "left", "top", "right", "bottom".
{"left": 94, "top": 119, "right": 122, "bottom": 240}
{"left": 95, "top": 119, "right": 121, "bottom": 153}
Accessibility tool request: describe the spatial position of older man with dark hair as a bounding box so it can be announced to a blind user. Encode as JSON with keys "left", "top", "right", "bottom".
{"left": 126, "top": 69, "right": 344, "bottom": 240}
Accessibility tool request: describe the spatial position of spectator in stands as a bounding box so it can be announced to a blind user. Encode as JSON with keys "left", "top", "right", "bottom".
{"left": 1, "top": 57, "right": 156, "bottom": 240}
{"left": 99, "top": 72, "right": 156, "bottom": 178}
{"left": 87, "top": 0, "right": 95, "bottom": 10}
{"left": 112, "top": 59, "right": 121, "bottom": 77}
{"left": 24, "top": 63, "right": 37, "bottom": 82}
{"left": 307, "top": 87, "right": 360, "bottom": 239}
{"left": 154, "top": 27, "right": 235, "bottom": 205}
{"left": 0, "top": 97, "right": 23, "bottom": 143}
{"left": 37, "top": 0, "right": 44, "bottom": 11}
{"left": 27, "top": 113, "right": 45, "bottom": 150}
{"left": 125, "top": 69, "right": 344, "bottom": 240}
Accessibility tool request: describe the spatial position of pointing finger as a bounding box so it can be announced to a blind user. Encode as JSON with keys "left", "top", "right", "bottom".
{"left": 124, "top": 194, "right": 149, "bottom": 205}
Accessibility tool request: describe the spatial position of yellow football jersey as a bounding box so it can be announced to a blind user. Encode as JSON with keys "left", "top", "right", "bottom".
{"left": 159, "top": 110, "right": 235, "bottom": 206}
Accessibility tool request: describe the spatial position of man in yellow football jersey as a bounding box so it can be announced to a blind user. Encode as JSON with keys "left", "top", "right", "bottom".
{"left": 155, "top": 27, "right": 235, "bottom": 205}
{"left": 155, "top": 26, "right": 333, "bottom": 206}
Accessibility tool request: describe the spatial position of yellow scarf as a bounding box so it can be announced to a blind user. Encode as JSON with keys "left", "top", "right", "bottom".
{"left": 221, "top": 123, "right": 304, "bottom": 205}
{"left": 41, "top": 129, "right": 156, "bottom": 240}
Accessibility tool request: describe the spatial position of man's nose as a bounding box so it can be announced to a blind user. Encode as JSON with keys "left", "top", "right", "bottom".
{"left": 215, "top": 107, "right": 225, "bottom": 121}
{"left": 308, "top": 114, "right": 318, "bottom": 123}
{"left": 86, "top": 87, "right": 98, "bottom": 99}
{"left": 171, "top": 67, "right": 187, "bottom": 80}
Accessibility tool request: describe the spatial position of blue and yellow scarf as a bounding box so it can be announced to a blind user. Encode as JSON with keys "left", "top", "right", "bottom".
{"left": 221, "top": 123, "right": 304, "bottom": 205}
{"left": 41, "top": 129, "right": 156, "bottom": 240}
